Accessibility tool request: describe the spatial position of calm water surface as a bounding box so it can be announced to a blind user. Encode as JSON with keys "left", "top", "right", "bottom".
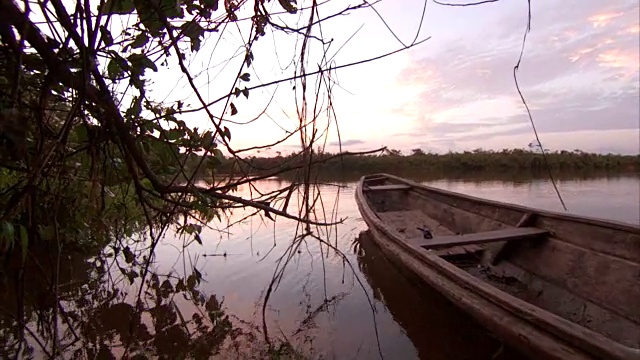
{"left": 2, "top": 175, "right": 638, "bottom": 359}
{"left": 155, "top": 175, "right": 639, "bottom": 358}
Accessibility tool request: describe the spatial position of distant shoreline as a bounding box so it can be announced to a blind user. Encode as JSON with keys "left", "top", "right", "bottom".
{"left": 183, "top": 148, "right": 639, "bottom": 183}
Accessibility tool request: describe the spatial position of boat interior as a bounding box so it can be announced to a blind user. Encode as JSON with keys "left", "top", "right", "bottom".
{"left": 360, "top": 174, "right": 640, "bottom": 350}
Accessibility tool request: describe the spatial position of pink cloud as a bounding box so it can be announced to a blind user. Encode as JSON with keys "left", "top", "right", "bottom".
{"left": 597, "top": 49, "right": 640, "bottom": 78}
{"left": 588, "top": 12, "right": 624, "bottom": 28}
{"left": 621, "top": 24, "right": 640, "bottom": 34}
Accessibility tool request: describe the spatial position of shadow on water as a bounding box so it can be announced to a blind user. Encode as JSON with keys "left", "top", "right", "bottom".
{"left": 1, "top": 176, "right": 637, "bottom": 359}
{"left": 0, "top": 245, "right": 298, "bottom": 359}
{"left": 352, "top": 231, "right": 530, "bottom": 360}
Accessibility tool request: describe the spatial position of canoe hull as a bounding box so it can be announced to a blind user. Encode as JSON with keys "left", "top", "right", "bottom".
{"left": 355, "top": 173, "right": 640, "bottom": 360}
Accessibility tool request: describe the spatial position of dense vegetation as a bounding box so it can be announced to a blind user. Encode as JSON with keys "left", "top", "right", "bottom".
{"left": 186, "top": 148, "right": 639, "bottom": 179}
{"left": 0, "top": 0, "right": 403, "bottom": 357}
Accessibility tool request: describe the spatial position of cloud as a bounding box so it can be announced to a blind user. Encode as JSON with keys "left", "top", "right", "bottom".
{"left": 329, "top": 139, "right": 365, "bottom": 146}
{"left": 589, "top": 12, "right": 625, "bottom": 28}
{"left": 392, "top": 0, "right": 639, "bottom": 153}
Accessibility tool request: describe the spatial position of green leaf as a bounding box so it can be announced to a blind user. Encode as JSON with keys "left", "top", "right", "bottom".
{"left": 181, "top": 21, "right": 204, "bottom": 52}
{"left": 202, "top": 0, "right": 219, "bottom": 11}
{"left": 103, "top": 0, "right": 135, "bottom": 14}
{"left": 126, "top": 96, "right": 142, "bottom": 118}
{"left": 212, "top": 148, "right": 224, "bottom": 161}
{"left": 181, "top": 20, "right": 204, "bottom": 39}
{"left": 277, "top": 0, "right": 298, "bottom": 14}
{"left": 140, "top": 178, "right": 153, "bottom": 190}
{"left": 245, "top": 51, "right": 253, "bottom": 67}
{"left": 155, "top": 142, "right": 178, "bottom": 164}
{"left": 128, "top": 53, "right": 158, "bottom": 73}
{"left": 176, "top": 278, "right": 186, "bottom": 291}
{"left": 100, "top": 26, "right": 114, "bottom": 46}
{"left": 133, "top": 0, "right": 165, "bottom": 33}
{"left": 241, "top": 87, "right": 249, "bottom": 99}
{"left": 126, "top": 270, "right": 139, "bottom": 284}
{"left": 191, "top": 37, "right": 202, "bottom": 52}
{"left": 230, "top": 103, "right": 237, "bottom": 116}
{"left": 200, "top": 8, "right": 212, "bottom": 18}
{"left": 166, "top": 128, "right": 183, "bottom": 141}
{"left": 201, "top": 131, "right": 214, "bottom": 148}
{"left": 160, "top": 0, "right": 183, "bottom": 18}
{"left": 1, "top": 221, "right": 14, "bottom": 250}
{"left": 194, "top": 233, "right": 202, "bottom": 245}
{"left": 123, "top": 246, "right": 135, "bottom": 264}
{"left": 141, "top": 57, "right": 158, "bottom": 72}
{"left": 130, "top": 33, "right": 149, "bottom": 49}
{"left": 239, "top": 73, "right": 250, "bottom": 82}
{"left": 222, "top": 127, "right": 231, "bottom": 141}
{"left": 141, "top": 120, "right": 162, "bottom": 133}
{"left": 107, "top": 58, "right": 124, "bottom": 79}
{"left": 1, "top": 221, "right": 14, "bottom": 239}
{"left": 186, "top": 274, "right": 197, "bottom": 290}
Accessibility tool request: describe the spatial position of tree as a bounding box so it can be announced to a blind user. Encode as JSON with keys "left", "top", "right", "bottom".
{"left": 386, "top": 148, "right": 403, "bottom": 156}
{"left": 0, "top": 0, "right": 428, "bottom": 355}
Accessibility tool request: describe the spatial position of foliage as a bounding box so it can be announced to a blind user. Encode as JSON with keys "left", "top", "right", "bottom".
{"left": 0, "top": 0, "right": 418, "bottom": 356}
{"left": 0, "top": 51, "right": 165, "bottom": 255}
{"left": 207, "top": 148, "right": 639, "bottom": 179}
{"left": 0, "top": 0, "right": 385, "bottom": 253}
{"left": 0, "top": 0, "right": 420, "bottom": 257}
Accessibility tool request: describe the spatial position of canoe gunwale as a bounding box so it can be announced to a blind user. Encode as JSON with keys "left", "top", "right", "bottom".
{"left": 367, "top": 225, "right": 588, "bottom": 360}
{"left": 355, "top": 174, "right": 640, "bottom": 360}
{"left": 374, "top": 173, "right": 639, "bottom": 233}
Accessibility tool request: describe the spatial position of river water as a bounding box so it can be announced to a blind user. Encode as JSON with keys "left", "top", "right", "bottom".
{"left": 1, "top": 175, "right": 639, "bottom": 359}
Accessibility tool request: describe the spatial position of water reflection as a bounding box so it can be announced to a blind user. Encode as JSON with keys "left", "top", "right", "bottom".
{"left": 290, "top": 169, "right": 637, "bottom": 186}
{"left": 1, "top": 174, "right": 638, "bottom": 359}
{"left": 0, "top": 247, "right": 280, "bottom": 359}
{"left": 353, "top": 231, "right": 528, "bottom": 360}
{"left": 425, "top": 176, "right": 640, "bottom": 224}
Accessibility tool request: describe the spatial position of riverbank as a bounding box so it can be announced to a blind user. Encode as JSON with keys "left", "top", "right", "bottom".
{"left": 183, "top": 149, "right": 639, "bottom": 181}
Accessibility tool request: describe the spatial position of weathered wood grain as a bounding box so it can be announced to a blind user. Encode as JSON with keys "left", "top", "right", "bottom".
{"left": 376, "top": 210, "right": 483, "bottom": 257}
{"left": 356, "top": 173, "right": 640, "bottom": 360}
{"left": 365, "top": 184, "right": 412, "bottom": 191}
{"left": 418, "top": 227, "right": 549, "bottom": 249}
{"left": 489, "top": 212, "right": 537, "bottom": 265}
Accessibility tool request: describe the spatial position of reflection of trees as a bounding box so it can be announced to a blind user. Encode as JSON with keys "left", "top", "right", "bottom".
{"left": 0, "top": 249, "right": 234, "bottom": 359}
{"left": 352, "top": 231, "right": 528, "bottom": 360}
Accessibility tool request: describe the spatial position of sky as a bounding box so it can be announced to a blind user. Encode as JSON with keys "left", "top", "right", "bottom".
{"left": 144, "top": 0, "right": 640, "bottom": 155}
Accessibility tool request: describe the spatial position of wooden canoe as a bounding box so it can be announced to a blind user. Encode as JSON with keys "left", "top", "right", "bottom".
{"left": 355, "top": 173, "right": 640, "bottom": 360}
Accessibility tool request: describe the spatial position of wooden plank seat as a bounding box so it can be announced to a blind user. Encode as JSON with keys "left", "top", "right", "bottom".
{"left": 376, "top": 210, "right": 485, "bottom": 257}
{"left": 488, "top": 212, "right": 537, "bottom": 265}
{"left": 364, "top": 184, "right": 411, "bottom": 191}
{"left": 418, "top": 227, "right": 550, "bottom": 249}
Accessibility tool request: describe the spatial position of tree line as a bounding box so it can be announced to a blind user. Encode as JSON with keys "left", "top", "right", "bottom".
{"left": 182, "top": 148, "right": 639, "bottom": 179}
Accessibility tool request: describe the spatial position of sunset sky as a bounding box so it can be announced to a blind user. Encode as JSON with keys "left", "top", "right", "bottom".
{"left": 148, "top": 0, "right": 639, "bottom": 155}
